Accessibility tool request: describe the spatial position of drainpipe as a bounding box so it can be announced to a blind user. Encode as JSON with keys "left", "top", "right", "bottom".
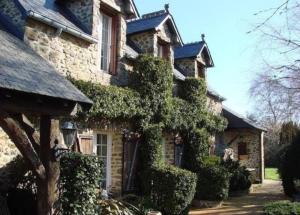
{"left": 27, "top": 10, "right": 98, "bottom": 44}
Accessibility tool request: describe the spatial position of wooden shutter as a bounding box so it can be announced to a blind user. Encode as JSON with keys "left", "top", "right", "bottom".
{"left": 109, "top": 15, "right": 118, "bottom": 75}
{"left": 79, "top": 135, "right": 94, "bottom": 155}
{"left": 123, "top": 139, "right": 139, "bottom": 193}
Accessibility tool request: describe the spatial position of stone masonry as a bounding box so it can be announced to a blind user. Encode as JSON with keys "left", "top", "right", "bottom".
{"left": 224, "top": 129, "right": 263, "bottom": 182}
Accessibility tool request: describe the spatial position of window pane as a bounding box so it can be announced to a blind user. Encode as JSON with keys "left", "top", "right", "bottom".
{"left": 100, "top": 14, "right": 111, "bottom": 72}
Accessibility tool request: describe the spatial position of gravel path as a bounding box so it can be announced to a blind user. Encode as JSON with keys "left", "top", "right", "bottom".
{"left": 189, "top": 180, "right": 289, "bottom": 215}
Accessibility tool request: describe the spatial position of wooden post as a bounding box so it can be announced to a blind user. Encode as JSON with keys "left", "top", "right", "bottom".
{"left": 37, "top": 116, "right": 60, "bottom": 215}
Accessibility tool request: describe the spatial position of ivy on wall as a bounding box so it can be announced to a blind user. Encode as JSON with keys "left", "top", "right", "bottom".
{"left": 69, "top": 54, "right": 228, "bottom": 213}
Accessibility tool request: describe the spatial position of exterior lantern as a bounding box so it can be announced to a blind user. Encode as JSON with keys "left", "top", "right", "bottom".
{"left": 53, "top": 122, "right": 77, "bottom": 161}
{"left": 61, "top": 121, "right": 78, "bottom": 148}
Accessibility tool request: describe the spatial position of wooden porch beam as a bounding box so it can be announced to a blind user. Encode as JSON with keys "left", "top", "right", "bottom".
{"left": 13, "top": 114, "right": 40, "bottom": 154}
{"left": 0, "top": 108, "right": 46, "bottom": 180}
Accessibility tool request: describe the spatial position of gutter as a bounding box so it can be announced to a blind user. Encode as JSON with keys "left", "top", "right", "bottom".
{"left": 27, "top": 11, "right": 98, "bottom": 44}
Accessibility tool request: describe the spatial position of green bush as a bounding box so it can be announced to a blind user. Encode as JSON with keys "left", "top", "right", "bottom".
{"left": 223, "top": 159, "right": 252, "bottom": 192}
{"left": 182, "top": 128, "right": 210, "bottom": 172}
{"left": 278, "top": 132, "right": 300, "bottom": 197}
{"left": 195, "top": 157, "right": 230, "bottom": 201}
{"left": 60, "top": 153, "right": 103, "bottom": 215}
{"left": 138, "top": 124, "right": 163, "bottom": 195}
{"left": 151, "top": 165, "right": 197, "bottom": 215}
{"left": 264, "top": 201, "right": 300, "bottom": 215}
{"left": 180, "top": 77, "right": 207, "bottom": 105}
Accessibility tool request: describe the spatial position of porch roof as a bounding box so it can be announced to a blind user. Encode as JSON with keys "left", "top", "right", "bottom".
{"left": 223, "top": 107, "right": 266, "bottom": 132}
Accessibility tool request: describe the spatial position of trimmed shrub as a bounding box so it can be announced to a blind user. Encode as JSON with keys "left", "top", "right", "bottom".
{"left": 182, "top": 128, "right": 210, "bottom": 172}
{"left": 263, "top": 201, "right": 300, "bottom": 215}
{"left": 194, "top": 156, "right": 230, "bottom": 201}
{"left": 151, "top": 165, "right": 197, "bottom": 215}
{"left": 196, "top": 165, "right": 230, "bottom": 201}
{"left": 138, "top": 124, "right": 163, "bottom": 195}
{"left": 223, "top": 159, "right": 252, "bottom": 192}
{"left": 60, "top": 153, "right": 103, "bottom": 215}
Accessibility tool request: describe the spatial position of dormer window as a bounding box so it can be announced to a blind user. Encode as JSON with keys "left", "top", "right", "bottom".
{"left": 157, "top": 40, "right": 170, "bottom": 59}
{"left": 99, "top": 10, "right": 117, "bottom": 74}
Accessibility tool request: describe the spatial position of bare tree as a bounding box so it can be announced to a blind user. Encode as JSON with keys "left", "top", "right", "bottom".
{"left": 250, "top": 0, "right": 300, "bottom": 124}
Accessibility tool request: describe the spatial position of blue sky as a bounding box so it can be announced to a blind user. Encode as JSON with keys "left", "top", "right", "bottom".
{"left": 134, "top": 0, "right": 282, "bottom": 116}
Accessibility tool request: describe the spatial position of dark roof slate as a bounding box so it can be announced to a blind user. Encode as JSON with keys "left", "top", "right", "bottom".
{"left": 127, "top": 13, "right": 168, "bottom": 35}
{"left": 18, "top": 0, "right": 88, "bottom": 34}
{"left": 174, "top": 42, "right": 205, "bottom": 59}
{"left": 0, "top": 27, "right": 92, "bottom": 106}
{"left": 223, "top": 107, "right": 266, "bottom": 131}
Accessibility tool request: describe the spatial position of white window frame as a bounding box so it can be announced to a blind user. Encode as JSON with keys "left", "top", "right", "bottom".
{"left": 93, "top": 133, "right": 112, "bottom": 191}
{"left": 99, "top": 12, "right": 112, "bottom": 73}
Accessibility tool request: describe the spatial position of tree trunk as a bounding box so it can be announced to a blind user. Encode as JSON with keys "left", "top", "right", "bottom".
{"left": 37, "top": 116, "right": 60, "bottom": 215}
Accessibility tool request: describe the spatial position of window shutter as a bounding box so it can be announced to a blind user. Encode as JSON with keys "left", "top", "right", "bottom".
{"left": 79, "top": 136, "right": 94, "bottom": 154}
{"left": 109, "top": 16, "right": 118, "bottom": 75}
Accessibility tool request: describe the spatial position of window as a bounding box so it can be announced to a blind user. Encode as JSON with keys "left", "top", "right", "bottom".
{"left": 238, "top": 142, "right": 248, "bottom": 159}
{"left": 99, "top": 11, "right": 117, "bottom": 74}
{"left": 157, "top": 41, "right": 170, "bottom": 59}
{"left": 95, "top": 133, "right": 111, "bottom": 189}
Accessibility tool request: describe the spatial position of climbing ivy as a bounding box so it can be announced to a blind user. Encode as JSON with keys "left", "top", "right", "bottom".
{"left": 68, "top": 77, "right": 141, "bottom": 125}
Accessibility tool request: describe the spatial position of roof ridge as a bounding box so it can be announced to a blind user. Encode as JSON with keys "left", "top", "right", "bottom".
{"left": 127, "top": 11, "right": 168, "bottom": 23}
{"left": 183, "top": 41, "right": 203, "bottom": 46}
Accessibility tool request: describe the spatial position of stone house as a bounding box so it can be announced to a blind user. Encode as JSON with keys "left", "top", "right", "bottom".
{"left": 0, "top": 0, "right": 265, "bottom": 197}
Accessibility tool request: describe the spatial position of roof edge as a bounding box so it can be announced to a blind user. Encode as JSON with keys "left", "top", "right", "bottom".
{"left": 27, "top": 10, "right": 98, "bottom": 44}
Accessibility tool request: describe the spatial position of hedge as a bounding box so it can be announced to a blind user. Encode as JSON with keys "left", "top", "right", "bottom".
{"left": 151, "top": 165, "right": 197, "bottom": 215}
{"left": 195, "top": 157, "right": 230, "bottom": 201}
{"left": 264, "top": 201, "right": 300, "bottom": 215}
{"left": 60, "top": 153, "right": 103, "bottom": 215}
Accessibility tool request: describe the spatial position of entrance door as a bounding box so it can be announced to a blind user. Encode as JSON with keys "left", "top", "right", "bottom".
{"left": 94, "top": 133, "right": 112, "bottom": 190}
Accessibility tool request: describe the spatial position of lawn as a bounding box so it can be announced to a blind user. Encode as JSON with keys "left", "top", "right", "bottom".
{"left": 265, "top": 168, "right": 280, "bottom": 181}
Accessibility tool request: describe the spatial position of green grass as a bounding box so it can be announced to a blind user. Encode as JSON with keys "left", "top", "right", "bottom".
{"left": 265, "top": 168, "right": 280, "bottom": 181}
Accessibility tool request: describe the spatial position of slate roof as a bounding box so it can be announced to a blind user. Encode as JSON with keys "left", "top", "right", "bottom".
{"left": 207, "top": 87, "right": 226, "bottom": 101}
{"left": 0, "top": 27, "right": 92, "bottom": 107}
{"left": 223, "top": 107, "right": 266, "bottom": 131}
{"left": 18, "top": 0, "right": 89, "bottom": 34}
{"left": 174, "top": 41, "right": 205, "bottom": 59}
{"left": 127, "top": 12, "right": 169, "bottom": 35}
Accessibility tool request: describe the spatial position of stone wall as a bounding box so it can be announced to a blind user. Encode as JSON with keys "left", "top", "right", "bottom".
{"left": 0, "top": 129, "right": 19, "bottom": 168}
{"left": 130, "top": 32, "right": 155, "bottom": 54}
{"left": 65, "top": 0, "right": 95, "bottom": 34}
{"left": 224, "top": 129, "right": 263, "bottom": 182}
{"left": 207, "top": 95, "right": 223, "bottom": 115}
{"left": 175, "top": 59, "right": 196, "bottom": 77}
{"left": 23, "top": 8, "right": 128, "bottom": 86}
{"left": 0, "top": 0, "right": 25, "bottom": 34}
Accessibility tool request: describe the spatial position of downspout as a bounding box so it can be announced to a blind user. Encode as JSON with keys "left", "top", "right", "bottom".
{"left": 27, "top": 11, "right": 98, "bottom": 44}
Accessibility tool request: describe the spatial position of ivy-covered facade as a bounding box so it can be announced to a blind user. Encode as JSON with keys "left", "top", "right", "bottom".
{"left": 0, "top": 0, "right": 265, "bottom": 198}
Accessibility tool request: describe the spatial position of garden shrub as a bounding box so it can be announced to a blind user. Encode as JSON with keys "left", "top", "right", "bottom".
{"left": 138, "top": 124, "right": 163, "bottom": 195}
{"left": 195, "top": 157, "right": 230, "bottom": 201}
{"left": 278, "top": 132, "right": 300, "bottom": 197}
{"left": 263, "top": 201, "right": 300, "bottom": 215}
{"left": 182, "top": 128, "right": 210, "bottom": 172}
{"left": 223, "top": 159, "right": 252, "bottom": 192}
{"left": 60, "top": 153, "right": 103, "bottom": 215}
{"left": 151, "top": 165, "right": 197, "bottom": 215}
